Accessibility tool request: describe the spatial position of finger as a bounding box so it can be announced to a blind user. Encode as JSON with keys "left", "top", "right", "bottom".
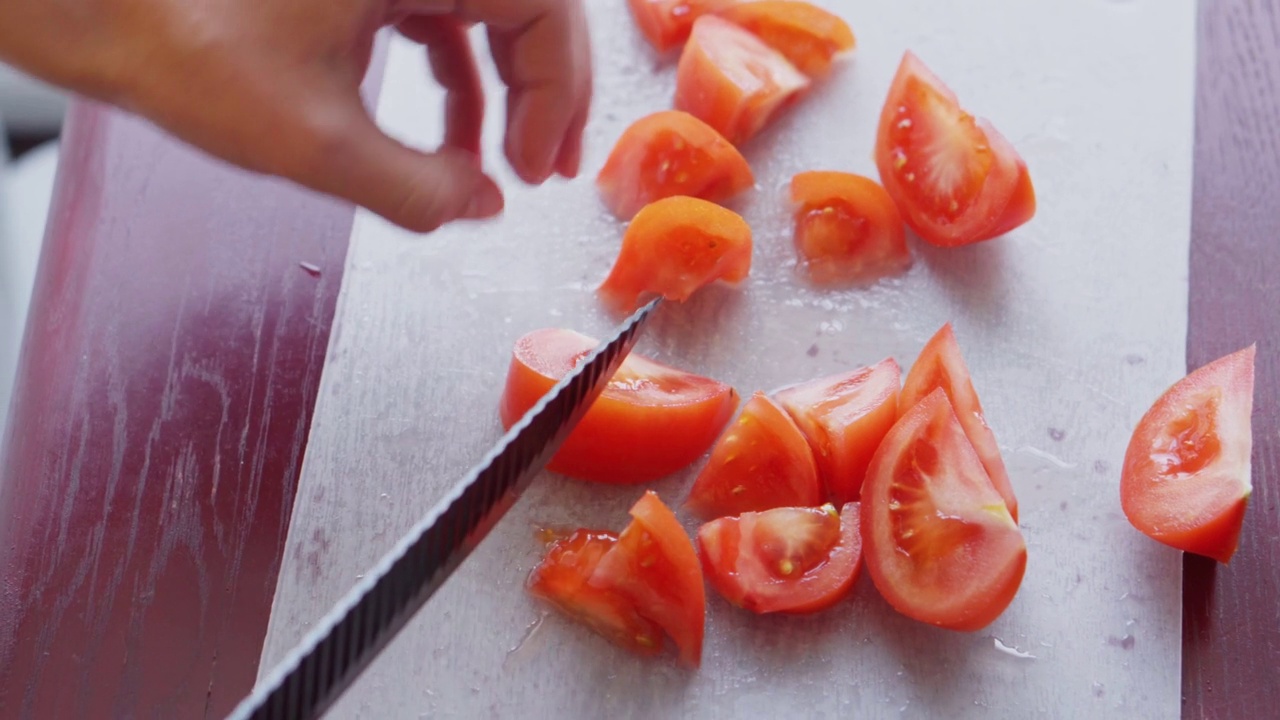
{"left": 467, "top": 0, "right": 592, "bottom": 184}
{"left": 397, "top": 15, "right": 485, "bottom": 155}
{"left": 292, "top": 99, "right": 503, "bottom": 233}
{"left": 554, "top": 105, "right": 588, "bottom": 178}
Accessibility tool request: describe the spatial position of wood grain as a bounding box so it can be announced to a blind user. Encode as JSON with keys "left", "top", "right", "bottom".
{"left": 0, "top": 44, "right": 386, "bottom": 719}
{"left": 1183, "top": 0, "right": 1280, "bottom": 716}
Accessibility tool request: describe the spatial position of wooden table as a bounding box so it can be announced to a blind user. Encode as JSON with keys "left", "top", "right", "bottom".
{"left": 0, "top": 2, "right": 1275, "bottom": 717}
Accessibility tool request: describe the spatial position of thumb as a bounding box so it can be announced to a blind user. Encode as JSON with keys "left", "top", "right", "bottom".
{"left": 301, "top": 109, "right": 504, "bottom": 233}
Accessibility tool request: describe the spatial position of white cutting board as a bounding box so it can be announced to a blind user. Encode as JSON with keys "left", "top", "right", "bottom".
{"left": 260, "top": 1, "right": 1195, "bottom": 717}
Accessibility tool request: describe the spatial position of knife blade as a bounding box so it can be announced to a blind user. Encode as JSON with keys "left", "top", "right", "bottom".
{"left": 225, "top": 297, "right": 662, "bottom": 720}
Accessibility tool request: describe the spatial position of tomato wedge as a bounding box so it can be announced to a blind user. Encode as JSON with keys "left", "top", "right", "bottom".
{"left": 789, "top": 170, "right": 910, "bottom": 285}
{"left": 498, "top": 328, "right": 738, "bottom": 484}
{"left": 717, "top": 0, "right": 855, "bottom": 77}
{"left": 675, "top": 15, "right": 811, "bottom": 145}
{"left": 1121, "top": 345, "right": 1255, "bottom": 564}
{"left": 874, "top": 51, "right": 1035, "bottom": 247}
{"left": 628, "top": 0, "right": 735, "bottom": 53}
{"left": 597, "top": 110, "right": 754, "bottom": 221}
{"left": 685, "top": 391, "right": 823, "bottom": 520}
{"left": 591, "top": 491, "right": 707, "bottom": 667}
{"left": 527, "top": 529, "right": 665, "bottom": 657}
{"left": 773, "top": 357, "right": 901, "bottom": 505}
{"left": 899, "top": 323, "right": 1016, "bottom": 521}
{"left": 699, "top": 502, "right": 861, "bottom": 614}
{"left": 862, "top": 388, "right": 1026, "bottom": 631}
{"left": 597, "top": 195, "right": 753, "bottom": 314}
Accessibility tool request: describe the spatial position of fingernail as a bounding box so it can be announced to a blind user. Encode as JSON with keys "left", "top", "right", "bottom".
{"left": 463, "top": 181, "right": 503, "bottom": 219}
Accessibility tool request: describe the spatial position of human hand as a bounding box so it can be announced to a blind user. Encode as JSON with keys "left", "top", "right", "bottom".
{"left": 0, "top": 0, "right": 592, "bottom": 232}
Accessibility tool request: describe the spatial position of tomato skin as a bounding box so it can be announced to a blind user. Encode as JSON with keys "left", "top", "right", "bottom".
{"left": 899, "top": 323, "right": 1016, "bottom": 522}
{"left": 716, "top": 0, "right": 855, "bottom": 77}
{"left": 773, "top": 357, "right": 902, "bottom": 505}
{"left": 597, "top": 110, "right": 755, "bottom": 220}
{"left": 499, "top": 328, "right": 739, "bottom": 484}
{"left": 1121, "top": 345, "right": 1255, "bottom": 564}
{"left": 685, "top": 391, "right": 823, "bottom": 520}
{"left": 597, "top": 195, "right": 753, "bottom": 313}
{"left": 527, "top": 529, "right": 665, "bottom": 656}
{"left": 628, "top": 0, "right": 735, "bottom": 52}
{"left": 592, "top": 491, "right": 707, "bottom": 667}
{"left": 789, "top": 171, "right": 910, "bottom": 285}
{"left": 699, "top": 502, "right": 861, "bottom": 614}
{"left": 874, "top": 51, "right": 1035, "bottom": 247}
{"left": 861, "top": 388, "right": 1026, "bottom": 632}
{"left": 675, "top": 15, "right": 811, "bottom": 145}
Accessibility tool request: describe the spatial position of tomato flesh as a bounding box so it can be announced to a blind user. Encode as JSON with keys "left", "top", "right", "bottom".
{"left": 685, "top": 391, "right": 823, "bottom": 520}
{"left": 675, "top": 15, "right": 811, "bottom": 145}
{"left": 899, "top": 323, "right": 1016, "bottom": 521}
{"left": 790, "top": 170, "right": 910, "bottom": 285}
{"left": 527, "top": 529, "right": 665, "bottom": 656}
{"left": 499, "top": 328, "right": 739, "bottom": 484}
{"left": 628, "top": 0, "right": 735, "bottom": 53}
{"left": 874, "top": 51, "right": 1035, "bottom": 247}
{"left": 1121, "top": 345, "right": 1255, "bottom": 563}
{"left": 591, "top": 491, "right": 707, "bottom": 667}
{"left": 598, "top": 195, "right": 753, "bottom": 313}
{"left": 861, "top": 387, "right": 1026, "bottom": 631}
{"left": 597, "top": 110, "right": 755, "bottom": 220}
{"left": 699, "top": 502, "right": 861, "bottom": 614}
{"left": 774, "top": 357, "right": 901, "bottom": 505}
{"left": 717, "top": 0, "right": 856, "bottom": 77}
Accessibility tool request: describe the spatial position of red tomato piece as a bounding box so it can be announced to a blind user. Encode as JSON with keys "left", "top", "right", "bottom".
{"left": 498, "top": 328, "right": 739, "bottom": 484}
{"left": 874, "top": 51, "right": 1036, "bottom": 247}
{"left": 716, "top": 0, "right": 855, "bottom": 77}
{"left": 592, "top": 491, "right": 707, "bottom": 667}
{"left": 773, "top": 357, "right": 901, "bottom": 505}
{"left": 1121, "top": 345, "right": 1255, "bottom": 564}
{"left": 861, "top": 388, "right": 1026, "bottom": 631}
{"left": 628, "top": 0, "right": 735, "bottom": 53}
{"left": 685, "top": 391, "right": 823, "bottom": 520}
{"left": 675, "top": 15, "right": 811, "bottom": 145}
{"left": 699, "top": 502, "right": 861, "bottom": 614}
{"left": 597, "top": 195, "right": 753, "bottom": 313}
{"left": 527, "top": 529, "right": 666, "bottom": 656}
{"left": 899, "top": 323, "right": 1016, "bottom": 522}
{"left": 597, "top": 110, "right": 754, "bottom": 221}
{"left": 789, "top": 170, "right": 910, "bottom": 285}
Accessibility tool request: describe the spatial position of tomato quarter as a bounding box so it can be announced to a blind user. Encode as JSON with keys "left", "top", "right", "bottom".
{"left": 1121, "top": 345, "right": 1255, "bottom": 564}
{"left": 527, "top": 529, "right": 666, "bottom": 657}
{"left": 685, "top": 391, "right": 823, "bottom": 521}
{"left": 899, "top": 323, "right": 1017, "bottom": 521}
{"left": 874, "top": 51, "right": 1035, "bottom": 247}
{"left": 861, "top": 387, "right": 1026, "bottom": 631}
{"left": 790, "top": 170, "right": 910, "bottom": 285}
{"left": 592, "top": 491, "right": 707, "bottom": 667}
{"left": 675, "top": 15, "right": 810, "bottom": 145}
{"left": 499, "top": 328, "right": 739, "bottom": 484}
{"left": 699, "top": 502, "right": 862, "bottom": 614}
{"left": 774, "top": 357, "right": 902, "bottom": 505}
{"left": 628, "top": 0, "right": 735, "bottom": 53}
{"left": 717, "top": 0, "right": 855, "bottom": 77}
{"left": 597, "top": 195, "right": 753, "bottom": 314}
{"left": 597, "top": 110, "right": 754, "bottom": 220}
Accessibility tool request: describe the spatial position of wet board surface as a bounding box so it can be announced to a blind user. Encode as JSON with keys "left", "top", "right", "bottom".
{"left": 259, "top": 1, "right": 1195, "bottom": 717}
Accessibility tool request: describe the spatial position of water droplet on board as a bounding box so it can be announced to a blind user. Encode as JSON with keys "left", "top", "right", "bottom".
{"left": 992, "top": 637, "right": 1037, "bottom": 659}
{"left": 299, "top": 261, "right": 322, "bottom": 277}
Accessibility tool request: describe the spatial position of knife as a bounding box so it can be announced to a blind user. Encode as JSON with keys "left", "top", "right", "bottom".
{"left": 225, "top": 297, "right": 663, "bottom": 720}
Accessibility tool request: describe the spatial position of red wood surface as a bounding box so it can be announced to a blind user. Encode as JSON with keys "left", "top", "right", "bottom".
{"left": 0, "top": 46, "right": 387, "bottom": 719}
{"left": 1183, "top": 0, "right": 1280, "bottom": 716}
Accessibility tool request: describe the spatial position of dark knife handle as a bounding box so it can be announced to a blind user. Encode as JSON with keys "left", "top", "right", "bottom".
{"left": 225, "top": 298, "right": 660, "bottom": 720}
